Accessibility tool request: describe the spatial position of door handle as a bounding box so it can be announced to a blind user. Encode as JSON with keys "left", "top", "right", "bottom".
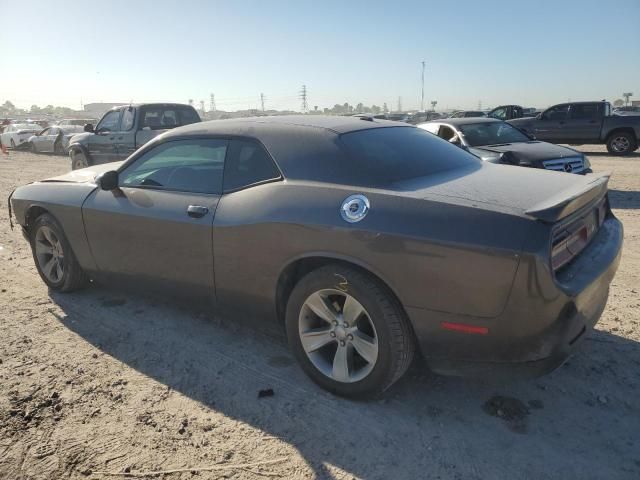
{"left": 187, "top": 205, "right": 209, "bottom": 218}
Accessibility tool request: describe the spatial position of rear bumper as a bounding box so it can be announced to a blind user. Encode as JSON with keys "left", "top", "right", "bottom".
{"left": 406, "top": 216, "right": 623, "bottom": 379}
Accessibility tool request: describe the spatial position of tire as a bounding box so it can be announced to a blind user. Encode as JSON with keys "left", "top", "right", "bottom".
{"left": 71, "top": 150, "right": 89, "bottom": 170}
{"left": 10, "top": 139, "right": 16, "bottom": 148}
{"left": 606, "top": 131, "right": 637, "bottom": 155}
{"left": 285, "top": 264, "right": 415, "bottom": 398}
{"left": 30, "top": 213, "right": 89, "bottom": 292}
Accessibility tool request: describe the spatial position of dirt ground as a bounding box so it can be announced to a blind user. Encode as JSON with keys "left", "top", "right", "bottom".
{"left": 0, "top": 147, "right": 639, "bottom": 480}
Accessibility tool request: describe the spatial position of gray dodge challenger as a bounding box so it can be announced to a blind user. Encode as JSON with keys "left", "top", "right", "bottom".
{"left": 9, "top": 116, "right": 623, "bottom": 397}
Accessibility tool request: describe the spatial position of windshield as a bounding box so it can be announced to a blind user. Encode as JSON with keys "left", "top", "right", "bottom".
{"left": 340, "top": 126, "right": 480, "bottom": 186}
{"left": 459, "top": 122, "right": 530, "bottom": 146}
{"left": 14, "top": 124, "right": 40, "bottom": 131}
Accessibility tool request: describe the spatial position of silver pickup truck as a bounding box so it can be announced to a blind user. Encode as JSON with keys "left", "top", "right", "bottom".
{"left": 68, "top": 103, "right": 201, "bottom": 170}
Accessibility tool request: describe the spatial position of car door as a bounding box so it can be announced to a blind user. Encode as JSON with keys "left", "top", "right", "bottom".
{"left": 31, "top": 128, "right": 48, "bottom": 151}
{"left": 42, "top": 127, "right": 59, "bottom": 152}
{"left": 563, "top": 103, "right": 603, "bottom": 142}
{"left": 88, "top": 109, "right": 122, "bottom": 164}
{"left": 532, "top": 104, "right": 569, "bottom": 142}
{"left": 82, "top": 138, "right": 228, "bottom": 296}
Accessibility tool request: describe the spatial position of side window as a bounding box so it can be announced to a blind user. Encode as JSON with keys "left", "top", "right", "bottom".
{"left": 40, "top": 128, "right": 50, "bottom": 136}
{"left": 120, "top": 139, "right": 228, "bottom": 194}
{"left": 179, "top": 107, "right": 201, "bottom": 126}
{"left": 121, "top": 108, "right": 135, "bottom": 131}
{"left": 141, "top": 108, "right": 179, "bottom": 129}
{"left": 491, "top": 108, "right": 507, "bottom": 120}
{"left": 437, "top": 125, "right": 456, "bottom": 141}
{"left": 542, "top": 105, "right": 569, "bottom": 121}
{"left": 570, "top": 104, "right": 601, "bottom": 120}
{"left": 223, "top": 140, "right": 281, "bottom": 192}
{"left": 49, "top": 128, "right": 59, "bottom": 135}
{"left": 96, "top": 110, "right": 122, "bottom": 132}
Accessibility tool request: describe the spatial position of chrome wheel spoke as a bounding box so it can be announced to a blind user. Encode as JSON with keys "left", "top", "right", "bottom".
{"left": 43, "top": 257, "right": 57, "bottom": 280}
{"left": 342, "top": 295, "right": 363, "bottom": 325}
{"left": 351, "top": 331, "right": 378, "bottom": 364}
{"left": 332, "top": 345, "right": 350, "bottom": 382}
{"left": 41, "top": 227, "right": 56, "bottom": 245}
{"left": 305, "top": 292, "right": 338, "bottom": 324}
{"left": 55, "top": 261, "right": 63, "bottom": 281}
{"left": 35, "top": 240, "right": 53, "bottom": 256}
{"left": 300, "top": 327, "right": 334, "bottom": 353}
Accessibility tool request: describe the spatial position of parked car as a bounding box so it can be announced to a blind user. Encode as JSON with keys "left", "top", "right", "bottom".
{"left": 488, "top": 105, "right": 538, "bottom": 120}
{"left": 448, "top": 110, "right": 486, "bottom": 118}
{"left": 508, "top": 101, "right": 640, "bottom": 155}
{"left": 0, "top": 123, "right": 42, "bottom": 148}
{"left": 419, "top": 117, "right": 592, "bottom": 174}
{"left": 384, "top": 113, "right": 410, "bottom": 122}
{"left": 613, "top": 106, "right": 640, "bottom": 116}
{"left": 56, "top": 118, "right": 98, "bottom": 126}
{"left": 27, "top": 125, "right": 84, "bottom": 154}
{"left": 9, "top": 116, "right": 622, "bottom": 397}
{"left": 407, "top": 111, "right": 443, "bottom": 124}
{"left": 68, "top": 103, "right": 201, "bottom": 170}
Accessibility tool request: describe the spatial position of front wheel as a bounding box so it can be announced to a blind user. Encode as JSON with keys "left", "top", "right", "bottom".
{"left": 606, "top": 132, "right": 637, "bottom": 155}
{"left": 286, "top": 265, "right": 415, "bottom": 398}
{"left": 71, "top": 150, "right": 89, "bottom": 170}
{"left": 30, "top": 213, "right": 89, "bottom": 292}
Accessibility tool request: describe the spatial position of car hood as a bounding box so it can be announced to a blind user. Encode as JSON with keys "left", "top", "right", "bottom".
{"left": 68, "top": 132, "right": 93, "bottom": 144}
{"left": 469, "top": 141, "right": 580, "bottom": 165}
{"left": 42, "top": 161, "right": 125, "bottom": 184}
{"left": 393, "top": 162, "right": 606, "bottom": 220}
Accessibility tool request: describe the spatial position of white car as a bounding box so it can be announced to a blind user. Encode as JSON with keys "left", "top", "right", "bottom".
{"left": 1, "top": 123, "right": 42, "bottom": 149}
{"left": 27, "top": 125, "right": 84, "bottom": 154}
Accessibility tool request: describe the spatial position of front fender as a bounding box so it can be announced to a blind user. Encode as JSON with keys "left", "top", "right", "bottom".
{"left": 68, "top": 142, "right": 93, "bottom": 165}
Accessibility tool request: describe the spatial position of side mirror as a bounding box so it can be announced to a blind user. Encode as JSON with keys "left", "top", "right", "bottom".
{"left": 97, "top": 170, "right": 119, "bottom": 191}
{"left": 84, "top": 123, "right": 94, "bottom": 133}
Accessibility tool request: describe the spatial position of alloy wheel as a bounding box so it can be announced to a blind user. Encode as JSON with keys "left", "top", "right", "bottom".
{"left": 611, "top": 136, "right": 630, "bottom": 153}
{"left": 298, "top": 289, "right": 378, "bottom": 383}
{"left": 35, "top": 226, "right": 65, "bottom": 283}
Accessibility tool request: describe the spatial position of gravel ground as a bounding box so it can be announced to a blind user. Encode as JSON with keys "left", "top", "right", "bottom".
{"left": 0, "top": 147, "right": 639, "bottom": 480}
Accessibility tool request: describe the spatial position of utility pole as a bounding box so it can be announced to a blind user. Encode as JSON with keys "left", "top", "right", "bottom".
{"left": 421, "top": 60, "right": 426, "bottom": 111}
{"left": 210, "top": 94, "right": 216, "bottom": 112}
{"left": 199, "top": 100, "right": 205, "bottom": 114}
{"left": 260, "top": 93, "right": 265, "bottom": 112}
{"left": 397, "top": 96, "right": 402, "bottom": 112}
{"left": 299, "top": 85, "right": 308, "bottom": 113}
{"left": 623, "top": 92, "right": 633, "bottom": 106}
{"left": 478, "top": 100, "right": 482, "bottom": 110}
{"left": 431, "top": 100, "right": 437, "bottom": 111}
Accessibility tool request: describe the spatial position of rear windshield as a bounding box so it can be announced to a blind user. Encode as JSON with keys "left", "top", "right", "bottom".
{"left": 339, "top": 126, "right": 480, "bottom": 186}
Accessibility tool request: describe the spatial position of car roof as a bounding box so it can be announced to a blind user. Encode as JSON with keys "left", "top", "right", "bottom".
{"left": 424, "top": 117, "right": 502, "bottom": 126}
{"left": 166, "top": 115, "right": 407, "bottom": 137}
{"left": 108, "top": 103, "right": 195, "bottom": 111}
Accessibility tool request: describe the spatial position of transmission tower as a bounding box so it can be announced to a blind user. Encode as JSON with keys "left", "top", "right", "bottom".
{"left": 478, "top": 100, "right": 482, "bottom": 110}
{"left": 260, "top": 93, "right": 265, "bottom": 112}
{"left": 421, "top": 60, "right": 426, "bottom": 111}
{"left": 210, "top": 94, "right": 216, "bottom": 112}
{"left": 299, "top": 85, "right": 308, "bottom": 113}
{"left": 188, "top": 99, "right": 194, "bottom": 106}
{"left": 397, "top": 96, "right": 402, "bottom": 112}
{"left": 199, "top": 100, "right": 205, "bottom": 114}
{"left": 623, "top": 92, "right": 633, "bottom": 106}
{"left": 431, "top": 100, "right": 437, "bottom": 111}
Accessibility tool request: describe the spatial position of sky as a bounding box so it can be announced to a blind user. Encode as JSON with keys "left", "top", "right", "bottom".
{"left": 2, "top": 0, "right": 639, "bottom": 112}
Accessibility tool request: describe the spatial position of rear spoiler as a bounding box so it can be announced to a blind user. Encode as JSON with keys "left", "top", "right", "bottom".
{"left": 525, "top": 173, "right": 610, "bottom": 223}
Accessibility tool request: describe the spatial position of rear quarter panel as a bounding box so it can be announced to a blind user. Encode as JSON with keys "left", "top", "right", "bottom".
{"left": 212, "top": 181, "right": 531, "bottom": 321}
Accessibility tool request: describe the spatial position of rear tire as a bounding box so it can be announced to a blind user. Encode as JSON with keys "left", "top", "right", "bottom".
{"left": 71, "top": 151, "right": 88, "bottom": 170}
{"left": 30, "top": 213, "right": 89, "bottom": 292}
{"left": 285, "top": 264, "right": 415, "bottom": 398}
{"left": 606, "top": 132, "right": 636, "bottom": 155}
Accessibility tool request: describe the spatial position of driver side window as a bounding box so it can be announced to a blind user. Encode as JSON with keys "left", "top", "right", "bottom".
{"left": 120, "top": 139, "right": 228, "bottom": 194}
{"left": 542, "top": 105, "right": 569, "bottom": 121}
{"left": 97, "top": 110, "right": 122, "bottom": 132}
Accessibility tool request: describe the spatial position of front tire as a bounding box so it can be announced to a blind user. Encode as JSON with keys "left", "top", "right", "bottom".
{"left": 286, "top": 264, "right": 415, "bottom": 398}
{"left": 30, "top": 213, "right": 89, "bottom": 292}
{"left": 71, "top": 150, "right": 88, "bottom": 170}
{"left": 606, "top": 132, "right": 636, "bottom": 155}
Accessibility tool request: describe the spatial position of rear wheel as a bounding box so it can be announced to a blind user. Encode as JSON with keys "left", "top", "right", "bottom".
{"left": 30, "top": 213, "right": 89, "bottom": 292}
{"left": 286, "top": 264, "right": 415, "bottom": 398}
{"left": 606, "top": 132, "right": 636, "bottom": 155}
{"left": 71, "top": 151, "right": 88, "bottom": 170}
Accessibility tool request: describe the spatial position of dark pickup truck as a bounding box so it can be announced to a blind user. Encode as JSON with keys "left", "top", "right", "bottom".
{"left": 508, "top": 101, "right": 640, "bottom": 155}
{"left": 68, "top": 103, "right": 201, "bottom": 169}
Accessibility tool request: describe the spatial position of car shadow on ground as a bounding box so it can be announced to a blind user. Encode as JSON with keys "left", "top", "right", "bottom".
{"left": 49, "top": 285, "right": 640, "bottom": 479}
{"left": 609, "top": 189, "right": 640, "bottom": 209}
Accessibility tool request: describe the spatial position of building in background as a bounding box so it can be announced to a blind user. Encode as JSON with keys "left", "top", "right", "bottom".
{"left": 83, "top": 103, "right": 127, "bottom": 118}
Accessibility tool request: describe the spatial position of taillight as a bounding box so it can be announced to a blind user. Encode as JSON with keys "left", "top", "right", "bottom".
{"left": 551, "top": 198, "right": 605, "bottom": 272}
